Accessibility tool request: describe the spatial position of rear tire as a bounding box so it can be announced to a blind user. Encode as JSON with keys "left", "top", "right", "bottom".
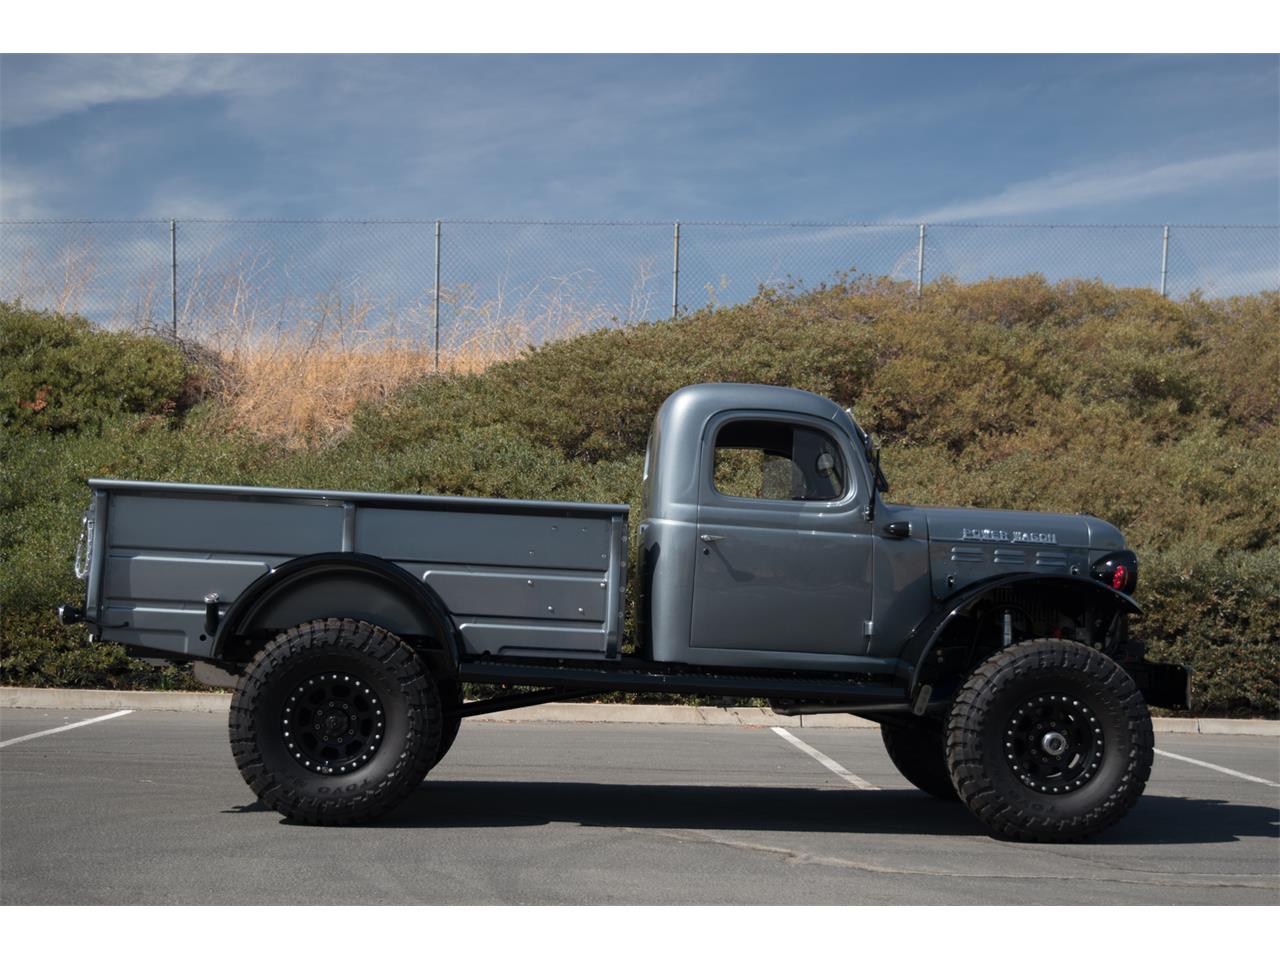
{"left": 431, "top": 680, "right": 463, "bottom": 770}
{"left": 946, "top": 639, "right": 1153, "bottom": 842}
{"left": 880, "top": 721, "right": 958, "bottom": 800}
{"left": 229, "top": 618, "right": 441, "bottom": 825}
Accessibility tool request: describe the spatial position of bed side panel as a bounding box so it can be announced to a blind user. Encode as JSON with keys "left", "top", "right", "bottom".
{"left": 361, "top": 506, "right": 626, "bottom": 659}
{"left": 100, "top": 492, "right": 341, "bottom": 657}
{"left": 95, "top": 484, "right": 627, "bottom": 662}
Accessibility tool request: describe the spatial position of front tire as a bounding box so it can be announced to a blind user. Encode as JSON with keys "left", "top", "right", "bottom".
{"left": 229, "top": 618, "right": 441, "bottom": 825}
{"left": 946, "top": 639, "right": 1153, "bottom": 842}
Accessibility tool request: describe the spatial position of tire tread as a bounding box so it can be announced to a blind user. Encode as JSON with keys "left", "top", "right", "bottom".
{"left": 228, "top": 618, "right": 441, "bottom": 826}
{"left": 881, "top": 722, "right": 958, "bottom": 801}
{"left": 945, "top": 639, "right": 1153, "bottom": 842}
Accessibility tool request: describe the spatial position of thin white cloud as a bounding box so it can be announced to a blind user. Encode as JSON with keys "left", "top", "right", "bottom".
{"left": 913, "top": 148, "right": 1279, "bottom": 222}
{"left": 0, "top": 164, "right": 56, "bottom": 218}
{"left": 0, "top": 54, "right": 289, "bottom": 129}
{"left": 141, "top": 178, "right": 240, "bottom": 220}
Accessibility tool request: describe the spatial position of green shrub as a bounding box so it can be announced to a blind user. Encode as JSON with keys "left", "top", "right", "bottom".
{"left": 1137, "top": 546, "right": 1280, "bottom": 717}
{"left": 1, "top": 301, "right": 193, "bottom": 435}
{"left": 1189, "top": 291, "right": 1280, "bottom": 430}
{"left": 0, "top": 406, "right": 283, "bottom": 688}
{"left": 0, "top": 610, "right": 200, "bottom": 691}
{"left": 2, "top": 281, "right": 1277, "bottom": 716}
{"left": 354, "top": 284, "right": 884, "bottom": 463}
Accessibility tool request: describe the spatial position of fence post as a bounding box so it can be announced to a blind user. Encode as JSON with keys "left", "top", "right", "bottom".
{"left": 434, "top": 219, "right": 442, "bottom": 372}
{"left": 1159, "top": 224, "right": 1170, "bottom": 297}
{"left": 916, "top": 223, "right": 926, "bottom": 298}
{"left": 671, "top": 221, "right": 681, "bottom": 320}
{"left": 169, "top": 219, "right": 178, "bottom": 338}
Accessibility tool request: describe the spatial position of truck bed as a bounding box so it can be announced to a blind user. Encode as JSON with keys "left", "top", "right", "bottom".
{"left": 83, "top": 479, "right": 629, "bottom": 662}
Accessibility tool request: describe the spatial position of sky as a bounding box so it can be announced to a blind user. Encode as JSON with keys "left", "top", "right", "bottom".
{"left": 2, "top": 53, "right": 1278, "bottom": 224}
{"left": 0, "top": 54, "right": 1276, "bottom": 327}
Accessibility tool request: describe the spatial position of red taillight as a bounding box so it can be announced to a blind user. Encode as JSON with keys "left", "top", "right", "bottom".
{"left": 1094, "top": 552, "right": 1138, "bottom": 593}
{"left": 1111, "top": 565, "right": 1128, "bottom": 591}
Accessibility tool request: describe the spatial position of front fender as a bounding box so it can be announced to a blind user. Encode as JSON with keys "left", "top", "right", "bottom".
{"left": 899, "top": 573, "right": 1142, "bottom": 699}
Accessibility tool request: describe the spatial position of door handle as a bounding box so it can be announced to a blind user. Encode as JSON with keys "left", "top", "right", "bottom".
{"left": 699, "top": 534, "right": 726, "bottom": 543}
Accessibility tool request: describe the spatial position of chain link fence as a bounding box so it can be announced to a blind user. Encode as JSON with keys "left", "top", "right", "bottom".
{"left": 2, "top": 219, "right": 1276, "bottom": 365}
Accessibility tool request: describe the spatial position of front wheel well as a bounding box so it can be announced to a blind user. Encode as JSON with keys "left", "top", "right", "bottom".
{"left": 913, "top": 579, "right": 1137, "bottom": 702}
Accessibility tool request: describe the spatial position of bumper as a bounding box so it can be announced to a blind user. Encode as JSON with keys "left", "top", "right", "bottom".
{"left": 1128, "top": 660, "right": 1191, "bottom": 710}
{"left": 57, "top": 604, "right": 87, "bottom": 626}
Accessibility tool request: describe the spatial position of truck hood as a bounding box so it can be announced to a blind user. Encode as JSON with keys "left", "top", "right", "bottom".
{"left": 920, "top": 507, "right": 1125, "bottom": 551}
{"left": 913, "top": 506, "right": 1126, "bottom": 602}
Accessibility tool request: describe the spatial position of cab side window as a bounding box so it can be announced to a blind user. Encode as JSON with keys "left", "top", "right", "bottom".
{"left": 711, "top": 419, "right": 847, "bottom": 502}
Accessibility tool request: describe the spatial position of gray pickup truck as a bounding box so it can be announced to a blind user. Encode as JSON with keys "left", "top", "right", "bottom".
{"left": 58, "top": 383, "right": 1187, "bottom": 841}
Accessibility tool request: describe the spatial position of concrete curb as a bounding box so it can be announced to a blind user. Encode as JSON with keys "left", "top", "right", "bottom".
{"left": 2, "top": 686, "right": 1276, "bottom": 734}
{"left": 1, "top": 687, "right": 234, "bottom": 714}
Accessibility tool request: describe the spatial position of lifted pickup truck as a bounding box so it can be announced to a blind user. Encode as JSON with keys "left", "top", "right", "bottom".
{"left": 59, "top": 383, "right": 1187, "bottom": 841}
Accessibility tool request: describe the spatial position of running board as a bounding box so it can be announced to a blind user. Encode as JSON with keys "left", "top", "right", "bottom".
{"left": 458, "top": 658, "right": 908, "bottom": 705}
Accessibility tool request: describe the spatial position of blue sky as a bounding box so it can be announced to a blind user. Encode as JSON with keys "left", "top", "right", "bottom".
{"left": 1, "top": 53, "right": 1276, "bottom": 326}
{"left": 2, "top": 54, "right": 1277, "bottom": 223}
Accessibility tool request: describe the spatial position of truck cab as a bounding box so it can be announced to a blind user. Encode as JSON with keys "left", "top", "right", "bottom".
{"left": 637, "top": 385, "right": 1162, "bottom": 695}
{"left": 640, "top": 383, "right": 882, "bottom": 670}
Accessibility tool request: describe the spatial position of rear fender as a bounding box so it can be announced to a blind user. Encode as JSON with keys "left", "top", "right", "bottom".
{"left": 212, "top": 552, "right": 461, "bottom": 672}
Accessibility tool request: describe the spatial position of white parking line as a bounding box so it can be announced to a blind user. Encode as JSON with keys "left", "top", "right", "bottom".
{"left": 0, "top": 710, "right": 134, "bottom": 749}
{"left": 1154, "top": 748, "right": 1280, "bottom": 788}
{"left": 770, "top": 726, "right": 879, "bottom": 790}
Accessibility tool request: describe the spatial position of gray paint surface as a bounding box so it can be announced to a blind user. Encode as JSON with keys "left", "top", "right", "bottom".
{"left": 82, "top": 480, "right": 628, "bottom": 660}
{"left": 690, "top": 408, "right": 873, "bottom": 657}
{"left": 640, "top": 384, "right": 882, "bottom": 669}
{"left": 636, "top": 384, "right": 1128, "bottom": 673}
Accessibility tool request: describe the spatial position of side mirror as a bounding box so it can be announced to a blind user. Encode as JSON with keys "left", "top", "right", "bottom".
{"left": 870, "top": 437, "right": 890, "bottom": 494}
{"left": 845, "top": 410, "right": 890, "bottom": 496}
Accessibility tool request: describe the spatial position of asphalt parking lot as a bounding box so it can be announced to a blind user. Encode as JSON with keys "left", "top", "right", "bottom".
{"left": 1, "top": 707, "right": 1276, "bottom": 905}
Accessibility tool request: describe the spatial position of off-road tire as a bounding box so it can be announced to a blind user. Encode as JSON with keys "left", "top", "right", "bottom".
{"left": 946, "top": 639, "right": 1153, "bottom": 843}
{"left": 880, "top": 721, "right": 958, "bottom": 801}
{"left": 229, "top": 618, "right": 442, "bottom": 825}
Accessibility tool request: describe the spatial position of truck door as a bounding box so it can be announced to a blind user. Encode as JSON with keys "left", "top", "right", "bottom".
{"left": 690, "top": 414, "right": 873, "bottom": 658}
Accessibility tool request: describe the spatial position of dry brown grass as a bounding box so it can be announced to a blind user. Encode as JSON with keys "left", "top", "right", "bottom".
{"left": 5, "top": 243, "right": 658, "bottom": 445}
{"left": 205, "top": 299, "right": 614, "bottom": 446}
{"left": 213, "top": 334, "right": 534, "bottom": 446}
{"left": 191, "top": 266, "right": 642, "bottom": 446}
{"left": 217, "top": 342, "right": 435, "bottom": 443}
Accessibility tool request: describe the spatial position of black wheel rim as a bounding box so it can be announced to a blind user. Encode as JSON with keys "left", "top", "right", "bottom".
{"left": 1004, "top": 693, "right": 1104, "bottom": 795}
{"left": 282, "top": 672, "right": 384, "bottom": 776}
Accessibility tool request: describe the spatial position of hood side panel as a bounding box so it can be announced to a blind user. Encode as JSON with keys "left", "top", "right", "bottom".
{"left": 921, "top": 507, "right": 1094, "bottom": 602}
